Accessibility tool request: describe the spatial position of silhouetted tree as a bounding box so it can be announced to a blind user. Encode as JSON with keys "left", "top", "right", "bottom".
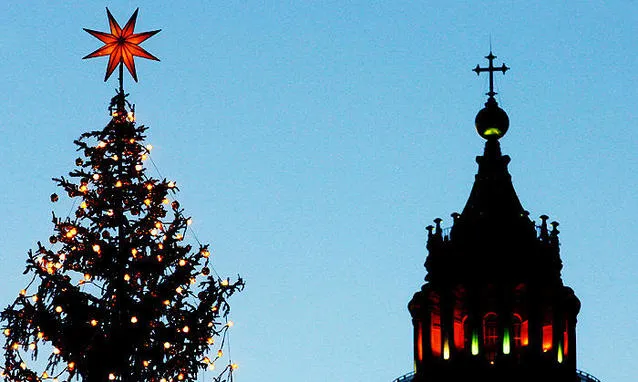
{"left": 1, "top": 90, "right": 243, "bottom": 382}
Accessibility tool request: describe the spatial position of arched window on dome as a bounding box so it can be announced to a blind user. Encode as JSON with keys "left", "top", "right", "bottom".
{"left": 540, "top": 308, "right": 553, "bottom": 353}
{"left": 455, "top": 315, "right": 467, "bottom": 351}
{"left": 563, "top": 319, "right": 569, "bottom": 357}
{"left": 512, "top": 313, "right": 529, "bottom": 348}
{"left": 483, "top": 313, "right": 498, "bottom": 362}
{"left": 431, "top": 309, "right": 442, "bottom": 357}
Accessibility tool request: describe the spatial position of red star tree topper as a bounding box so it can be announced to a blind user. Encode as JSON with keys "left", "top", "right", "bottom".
{"left": 83, "top": 8, "right": 160, "bottom": 82}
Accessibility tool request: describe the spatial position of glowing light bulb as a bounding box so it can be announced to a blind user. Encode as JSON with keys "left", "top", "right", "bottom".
{"left": 37, "top": 332, "right": 44, "bottom": 339}
{"left": 108, "top": 373, "right": 116, "bottom": 380}
{"left": 207, "top": 337, "right": 214, "bottom": 345}
{"left": 31, "top": 295, "right": 39, "bottom": 302}
{"left": 19, "top": 289, "right": 26, "bottom": 296}
{"left": 217, "top": 349, "right": 223, "bottom": 357}
{"left": 471, "top": 329, "right": 479, "bottom": 356}
{"left": 221, "top": 279, "right": 229, "bottom": 287}
{"left": 135, "top": 164, "right": 143, "bottom": 171}
{"left": 167, "top": 181, "right": 175, "bottom": 188}
{"left": 80, "top": 201, "right": 88, "bottom": 209}
{"left": 503, "top": 328, "right": 511, "bottom": 355}
{"left": 90, "top": 319, "right": 98, "bottom": 327}
{"left": 227, "top": 321, "right": 234, "bottom": 328}
{"left": 187, "top": 218, "right": 192, "bottom": 225}
{"left": 201, "top": 250, "right": 210, "bottom": 258}
{"left": 144, "top": 199, "right": 151, "bottom": 206}
{"left": 3, "top": 329, "right": 10, "bottom": 336}
{"left": 53, "top": 347, "right": 61, "bottom": 355}
{"left": 115, "top": 180, "right": 122, "bottom": 188}
{"left": 231, "top": 363, "right": 239, "bottom": 370}
{"left": 124, "top": 274, "right": 131, "bottom": 282}
{"left": 178, "top": 259, "right": 187, "bottom": 266}
{"left": 97, "top": 141, "right": 107, "bottom": 148}
{"left": 162, "top": 198, "right": 169, "bottom": 204}
{"left": 92, "top": 244, "right": 101, "bottom": 253}
{"left": 163, "top": 342, "right": 171, "bottom": 349}
{"left": 146, "top": 144, "right": 153, "bottom": 151}
{"left": 182, "top": 325, "right": 190, "bottom": 333}
{"left": 112, "top": 155, "right": 119, "bottom": 161}
{"left": 176, "top": 286, "right": 183, "bottom": 294}
{"left": 68, "top": 361, "right": 75, "bottom": 370}
{"left": 55, "top": 306, "right": 63, "bottom": 313}
{"left": 93, "top": 173, "right": 100, "bottom": 180}
{"left": 131, "top": 248, "right": 138, "bottom": 256}
{"left": 130, "top": 316, "right": 138, "bottom": 324}
{"left": 29, "top": 342, "right": 36, "bottom": 350}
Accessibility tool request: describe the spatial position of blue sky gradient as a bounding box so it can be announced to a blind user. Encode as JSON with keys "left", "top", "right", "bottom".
{"left": 0, "top": 2, "right": 636, "bottom": 381}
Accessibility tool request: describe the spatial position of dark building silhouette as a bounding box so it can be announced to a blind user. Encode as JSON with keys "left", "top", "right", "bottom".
{"left": 394, "top": 53, "right": 599, "bottom": 382}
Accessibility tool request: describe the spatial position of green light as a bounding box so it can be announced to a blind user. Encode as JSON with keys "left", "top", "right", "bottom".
{"left": 503, "top": 328, "right": 511, "bottom": 355}
{"left": 484, "top": 127, "right": 502, "bottom": 136}
{"left": 471, "top": 329, "right": 479, "bottom": 356}
{"left": 557, "top": 342, "right": 563, "bottom": 364}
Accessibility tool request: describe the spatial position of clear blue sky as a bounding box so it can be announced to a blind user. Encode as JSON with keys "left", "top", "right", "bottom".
{"left": 0, "top": 2, "right": 636, "bottom": 381}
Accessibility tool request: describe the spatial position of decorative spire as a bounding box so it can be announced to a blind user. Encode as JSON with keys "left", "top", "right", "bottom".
{"left": 83, "top": 8, "right": 160, "bottom": 116}
{"left": 473, "top": 51, "right": 510, "bottom": 140}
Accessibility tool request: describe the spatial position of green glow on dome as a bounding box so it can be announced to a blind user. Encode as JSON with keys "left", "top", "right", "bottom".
{"left": 484, "top": 127, "right": 502, "bottom": 136}
{"left": 558, "top": 342, "right": 564, "bottom": 363}
{"left": 471, "top": 330, "right": 479, "bottom": 355}
{"left": 503, "top": 328, "right": 511, "bottom": 355}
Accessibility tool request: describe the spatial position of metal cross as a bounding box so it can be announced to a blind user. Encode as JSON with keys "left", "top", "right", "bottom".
{"left": 473, "top": 52, "right": 509, "bottom": 98}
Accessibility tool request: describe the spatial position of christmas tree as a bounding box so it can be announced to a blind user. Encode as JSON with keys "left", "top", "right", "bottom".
{"left": 1, "top": 8, "right": 243, "bottom": 382}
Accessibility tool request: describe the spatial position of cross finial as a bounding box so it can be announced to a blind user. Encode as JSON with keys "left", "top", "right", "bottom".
{"left": 473, "top": 51, "right": 509, "bottom": 98}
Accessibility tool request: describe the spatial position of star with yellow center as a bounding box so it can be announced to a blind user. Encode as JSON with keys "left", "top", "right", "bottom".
{"left": 83, "top": 8, "right": 160, "bottom": 82}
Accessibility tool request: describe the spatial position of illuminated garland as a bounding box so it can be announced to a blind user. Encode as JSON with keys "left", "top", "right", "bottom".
{"left": 1, "top": 92, "right": 243, "bottom": 382}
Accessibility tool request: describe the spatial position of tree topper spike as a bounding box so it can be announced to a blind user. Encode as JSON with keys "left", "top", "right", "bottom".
{"left": 83, "top": 7, "right": 161, "bottom": 83}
